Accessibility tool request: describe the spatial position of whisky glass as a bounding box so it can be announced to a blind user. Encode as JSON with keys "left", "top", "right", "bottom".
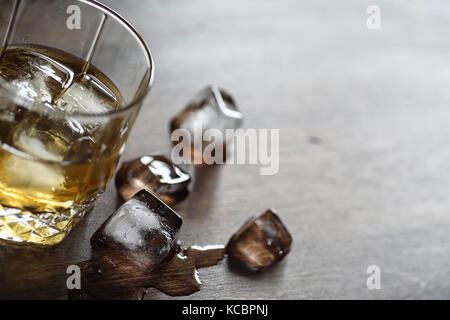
{"left": 0, "top": 0, "right": 154, "bottom": 246}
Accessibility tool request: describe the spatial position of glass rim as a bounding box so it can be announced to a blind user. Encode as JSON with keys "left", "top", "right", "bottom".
{"left": 0, "top": 0, "right": 155, "bottom": 120}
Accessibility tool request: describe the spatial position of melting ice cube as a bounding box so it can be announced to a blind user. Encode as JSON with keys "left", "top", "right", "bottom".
{"left": 227, "top": 209, "right": 292, "bottom": 270}
{"left": 91, "top": 189, "right": 183, "bottom": 270}
{"left": 115, "top": 154, "right": 191, "bottom": 204}
{"left": 170, "top": 86, "right": 243, "bottom": 165}
{"left": 170, "top": 86, "right": 243, "bottom": 134}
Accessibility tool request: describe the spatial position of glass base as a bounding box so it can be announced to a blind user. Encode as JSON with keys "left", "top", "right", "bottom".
{"left": 0, "top": 202, "right": 94, "bottom": 247}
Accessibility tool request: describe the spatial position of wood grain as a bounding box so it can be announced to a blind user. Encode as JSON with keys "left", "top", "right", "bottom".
{"left": 2, "top": 0, "right": 450, "bottom": 299}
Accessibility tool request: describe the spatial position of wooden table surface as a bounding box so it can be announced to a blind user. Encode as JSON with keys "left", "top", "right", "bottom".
{"left": 2, "top": 0, "right": 450, "bottom": 299}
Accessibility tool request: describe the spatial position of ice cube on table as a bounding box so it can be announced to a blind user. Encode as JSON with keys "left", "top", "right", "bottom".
{"left": 73, "top": 190, "right": 231, "bottom": 299}
{"left": 227, "top": 209, "right": 292, "bottom": 270}
{"left": 170, "top": 86, "right": 243, "bottom": 164}
{"left": 115, "top": 154, "right": 191, "bottom": 204}
{"left": 170, "top": 86, "right": 243, "bottom": 133}
{"left": 91, "top": 189, "right": 183, "bottom": 270}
